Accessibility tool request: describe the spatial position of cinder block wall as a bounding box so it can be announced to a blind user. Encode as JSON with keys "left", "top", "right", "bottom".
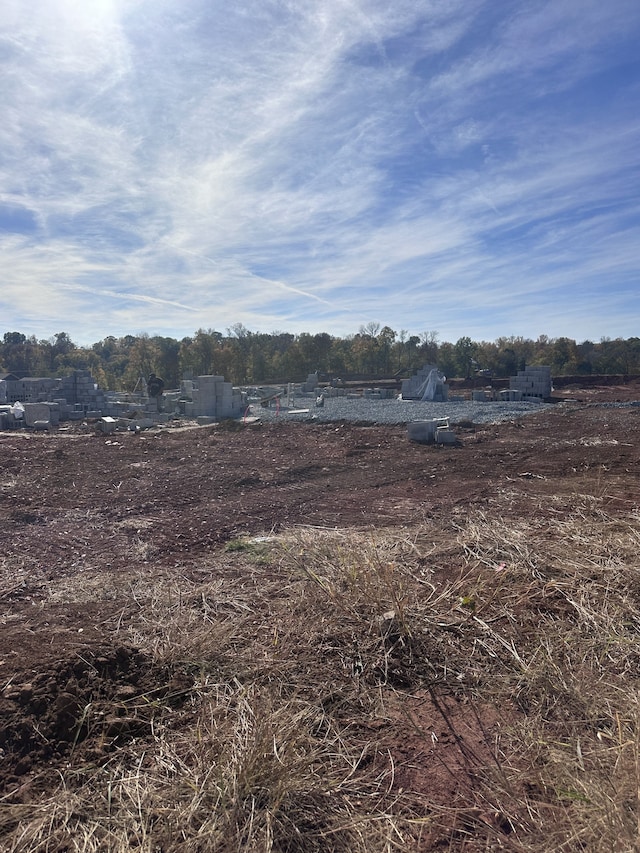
{"left": 195, "top": 376, "right": 244, "bottom": 419}
{"left": 509, "top": 366, "right": 552, "bottom": 399}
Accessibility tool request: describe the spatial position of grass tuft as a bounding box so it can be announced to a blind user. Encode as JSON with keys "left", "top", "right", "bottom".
{"left": 4, "top": 504, "right": 640, "bottom": 850}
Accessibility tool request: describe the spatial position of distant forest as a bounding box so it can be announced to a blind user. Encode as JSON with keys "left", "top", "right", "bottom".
{"left": 1, "top": 326, "right": 639, "bottom": 391}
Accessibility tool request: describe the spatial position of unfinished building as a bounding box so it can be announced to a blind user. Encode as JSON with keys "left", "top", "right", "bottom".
{"left": 0, "top": 369, "right": 246, "bottom": 430}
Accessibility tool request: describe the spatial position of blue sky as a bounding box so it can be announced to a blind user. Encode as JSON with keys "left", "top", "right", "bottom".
{"left": 1, "top": 0, "right": 639, "bottom": 346}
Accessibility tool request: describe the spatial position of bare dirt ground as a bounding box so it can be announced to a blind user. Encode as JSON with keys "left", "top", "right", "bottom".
{"left": 1, "top": 381, "right": 639, "bottom": 850}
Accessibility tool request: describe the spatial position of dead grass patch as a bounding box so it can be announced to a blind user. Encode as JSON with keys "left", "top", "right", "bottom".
{"left": 3, "top": 504, "right": 640, "bottom": 850}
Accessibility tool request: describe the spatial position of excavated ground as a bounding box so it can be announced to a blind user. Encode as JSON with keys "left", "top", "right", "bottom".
{"left": 1, "top": 381, "right": 639, "bottom": 847}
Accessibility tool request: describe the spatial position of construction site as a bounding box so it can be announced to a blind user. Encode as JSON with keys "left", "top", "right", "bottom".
{"left": 0, "top": 363, "right": 557, "bottom": 438}
{"left": 1, "top": 370, "right": 639, "bottom": 851}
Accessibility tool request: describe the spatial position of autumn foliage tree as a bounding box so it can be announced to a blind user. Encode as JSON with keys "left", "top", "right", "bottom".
{"left": 2, "top": 328, "right": 640, "bottom": 388}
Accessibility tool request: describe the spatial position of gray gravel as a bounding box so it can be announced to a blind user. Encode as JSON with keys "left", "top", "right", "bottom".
{"left": 250, "top": 396, "right": 557, "bottom": 426}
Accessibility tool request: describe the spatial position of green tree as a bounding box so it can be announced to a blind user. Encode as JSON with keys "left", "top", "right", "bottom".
{"left": 402, "top": 335, "right": 422, "bottom": 373}
{"left": 1, "top": 332, "right": 36, "bottom": 375}
{"left": 124, "top": 335, "right": 161, "bottom": 390}
{"left": 498, "top": 347, "right": 518, "bottom": 377}
{"left": 227, "top": 324, "right": 252, "bottom": 384}
{"left": 454, "top": 336, "right": 477, "bottom": 378}
{"left": 93, "top": 337, "right": 130, "bottom": 389}
{"left": 595, "top": 337, "right": 639, "bottom": 374}
{"left": 153, "top": 336, "right": 181, "bottom": 388}
{"left": 3, "top": 331, "right": 26, "bottom": 346}
{"left": 351, "top": 332, "right": 378, "bottom": 374}
{"left": 472, "top": 340, "right": 499, "bottom": 375}
{"left": 326, "top": 337, "right": 350, "bottom": 377}
{"left": 180, "top": 329, "right": 223, "bottom": 377}
{"left": 548, "top": 337, "right": 578, "bottom": 375}
{"left": 377, "top": 326, "right": 396, "bottom": 373}
{"left": 436, "top": 342, "right": 456, "bottom": 378}
{"left": 575, "top": 340, "right": 595, "bottom": 375}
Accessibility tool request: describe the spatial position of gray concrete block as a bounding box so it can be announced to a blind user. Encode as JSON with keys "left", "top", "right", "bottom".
{"left": 435, "top": 428, "right": 457, "bottom": 445}
{"left": 408, "top": 421, "right": 436, "bottom": 442}
{"left": 23, "top": 403, "right": 51, "bottom": 428}
{"left": 407, "top": 417, "right": 450, "bottom": 443}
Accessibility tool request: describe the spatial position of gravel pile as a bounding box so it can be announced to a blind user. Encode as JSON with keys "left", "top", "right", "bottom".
{"left": 250, "top": 396, "right": 556, "bottom": 426}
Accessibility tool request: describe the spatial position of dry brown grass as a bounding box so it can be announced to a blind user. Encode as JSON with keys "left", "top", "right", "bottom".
{"left": 3, "top": 503, "right": 640, "bottom": 851}
{"left": 3, "top": 690, "right": 408, "bottom": 852}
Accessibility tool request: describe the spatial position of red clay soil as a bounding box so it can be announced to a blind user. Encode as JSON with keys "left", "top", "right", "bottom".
{"left": 1, "top": 380, "right": 639, "bottom": 847}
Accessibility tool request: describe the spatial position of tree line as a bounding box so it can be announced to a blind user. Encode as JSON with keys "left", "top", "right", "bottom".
{"left": 1, "top": 326, "right": 639, "bottom": 391}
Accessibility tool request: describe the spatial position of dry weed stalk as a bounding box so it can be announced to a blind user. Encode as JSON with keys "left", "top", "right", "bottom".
{"left": 4, "top": 505, "right": 640, "bottom": 851}
{"left": 2, "top": 683, "right": 412, "bottom": 852}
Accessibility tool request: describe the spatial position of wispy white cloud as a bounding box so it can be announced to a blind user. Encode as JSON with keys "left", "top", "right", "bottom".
{"left": 0, "top": 0, "right": 639, "bottom": 344}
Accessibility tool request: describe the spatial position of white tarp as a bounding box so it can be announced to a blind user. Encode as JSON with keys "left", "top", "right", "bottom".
{"left": 419, "top": 368, "right": 446, "bottom": 401}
